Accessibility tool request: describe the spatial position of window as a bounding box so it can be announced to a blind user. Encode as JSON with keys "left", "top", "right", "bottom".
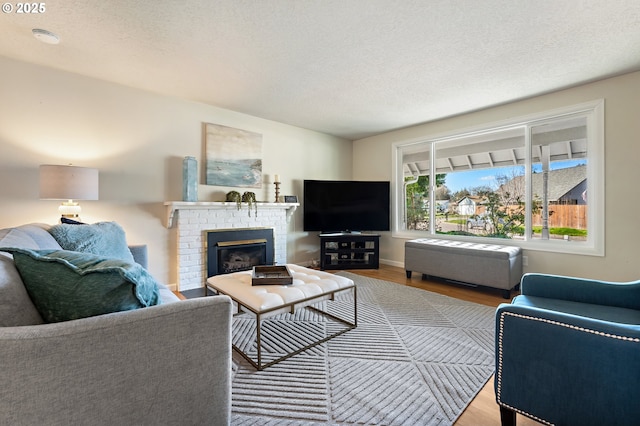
{"left": 393, "top": 100, "right": 604, "bottom": 255}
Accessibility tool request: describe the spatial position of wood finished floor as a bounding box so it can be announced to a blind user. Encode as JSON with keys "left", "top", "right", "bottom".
{"left": 177, "top": 264, "right": 541, "bottom": 425}
{"left": 343, "top": 264, "right": 541, "bottom": 426}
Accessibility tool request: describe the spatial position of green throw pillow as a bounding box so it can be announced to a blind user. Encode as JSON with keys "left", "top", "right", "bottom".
{"left": 48, "top": 221, "right": 135, "bottom": 263}
{"left": 2, "top": 248, "right": 160, "bottom": 323}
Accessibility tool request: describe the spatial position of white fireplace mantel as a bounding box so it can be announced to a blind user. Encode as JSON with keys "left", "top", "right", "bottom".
{"left": 164, "top": 201, "right": 299, "bottom": 228}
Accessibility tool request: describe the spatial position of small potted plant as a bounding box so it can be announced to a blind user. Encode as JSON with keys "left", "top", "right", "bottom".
{"left": 225, "top": 191, "right": 258, "bottom": 217}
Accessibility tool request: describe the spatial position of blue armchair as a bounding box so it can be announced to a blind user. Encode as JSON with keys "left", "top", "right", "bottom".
{"left": 495, "top": 273, "right": 640, "bottom": 426}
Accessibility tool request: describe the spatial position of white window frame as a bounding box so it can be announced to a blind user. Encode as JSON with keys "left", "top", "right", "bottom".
{"left": 392, "top": 100, "right": 604, "bottom": 256}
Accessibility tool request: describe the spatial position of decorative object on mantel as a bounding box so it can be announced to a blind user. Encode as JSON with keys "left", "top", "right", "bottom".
{"left": 225, "top": 191, "right": 242, "bottom": 209}
{"left": 273, "top": 174, "right": 281, "bottom": 203}
{"left": 182, "top": 156, "right": 198, "bottom": 202}
{"left": 39, "top": 164, "right": 99, "bottom": 219}
{"left": 205, "top": 123, "right": 262, "bottom": 188}
{"left": 284, "top": 195, "right": 298, "bottom": 203}
{"left": 225, "top": 191, "right": 258, "bottom": 217}
{"left": 242, "top": 191, "right": 257, "bottom": 217}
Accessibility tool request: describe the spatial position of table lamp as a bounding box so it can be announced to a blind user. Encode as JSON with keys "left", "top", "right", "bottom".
{"left": 39, "top": 164, "right": 99, "bottom": 219}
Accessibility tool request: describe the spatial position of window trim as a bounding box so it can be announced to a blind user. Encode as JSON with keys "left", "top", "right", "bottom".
{"left": 392, "top": 99, "right": 605, "bottom": 256}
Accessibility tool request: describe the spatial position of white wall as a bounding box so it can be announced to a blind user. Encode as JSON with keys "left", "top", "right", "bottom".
{"left": 0, "top": 56, "right": 352, "bottom": 286}
{"left": 353, "top": 71, "right": 640, "bottom": 281}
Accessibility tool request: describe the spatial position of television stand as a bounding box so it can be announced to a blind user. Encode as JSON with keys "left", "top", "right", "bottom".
{"left": 319, "top": 233, "right": 380, "bottom": 270}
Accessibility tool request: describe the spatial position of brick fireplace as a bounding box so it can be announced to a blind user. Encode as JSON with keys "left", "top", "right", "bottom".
{"left": 165, "top": 201, "right": 298, "bottom": 291}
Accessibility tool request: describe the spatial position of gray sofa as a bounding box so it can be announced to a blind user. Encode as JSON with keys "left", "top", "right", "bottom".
{"left": 0, "top": 223, "right": 232, "bottom": 425}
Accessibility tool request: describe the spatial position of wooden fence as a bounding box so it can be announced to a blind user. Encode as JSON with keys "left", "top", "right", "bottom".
{"left": 532, "top": 205, "right": 587, "bottom": 230}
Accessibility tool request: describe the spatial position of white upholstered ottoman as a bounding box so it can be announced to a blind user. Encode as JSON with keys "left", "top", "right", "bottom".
{"left": 206, "top": 264, "right": 357, "bottom": 370}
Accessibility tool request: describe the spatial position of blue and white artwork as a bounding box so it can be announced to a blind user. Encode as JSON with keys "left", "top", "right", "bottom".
{"left": 205, "top": 123, "right": 262, "bottom": 188}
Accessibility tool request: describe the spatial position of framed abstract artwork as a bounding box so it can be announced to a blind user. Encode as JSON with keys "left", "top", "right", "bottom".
{"left": 205, "top": 123, "right": 263, "bottom": 188}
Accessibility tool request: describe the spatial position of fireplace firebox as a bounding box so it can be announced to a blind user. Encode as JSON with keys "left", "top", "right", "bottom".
{"left": 207, "top": 228, "right": 274, "bottom": 277}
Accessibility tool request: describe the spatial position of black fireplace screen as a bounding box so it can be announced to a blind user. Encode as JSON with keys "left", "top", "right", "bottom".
{"left": 207, "top": 228, "right": 275, "bottom": 277}
{"left": 217, "top": 242, "right": 266, "bottom": 274}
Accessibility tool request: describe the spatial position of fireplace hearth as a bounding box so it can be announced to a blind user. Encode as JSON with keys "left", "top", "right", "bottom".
{"left": 207, "top": 228, "right": 274, "bottom": 277}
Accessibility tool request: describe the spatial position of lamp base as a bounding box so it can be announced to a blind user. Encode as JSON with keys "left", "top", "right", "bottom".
{"left": 58, "top": 201, "right": 81, "bottom": 218}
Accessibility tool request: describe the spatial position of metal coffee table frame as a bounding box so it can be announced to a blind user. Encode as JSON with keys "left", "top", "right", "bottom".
{"left": 207, "top": 282, "right": 357, "bottom": 370}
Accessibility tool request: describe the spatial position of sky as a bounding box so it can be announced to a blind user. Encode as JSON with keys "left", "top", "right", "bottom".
{"left": 442, "top": 160, "right": 586, "bottom": 193}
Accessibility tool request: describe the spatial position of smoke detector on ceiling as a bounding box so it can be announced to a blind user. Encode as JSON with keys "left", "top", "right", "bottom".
{"left": 32, "top": 29, "right": 60, "bottom": 45}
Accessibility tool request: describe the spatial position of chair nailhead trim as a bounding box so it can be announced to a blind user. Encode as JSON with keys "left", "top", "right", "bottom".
{"left": 496, "top": 311, "right": 640, "bottom": 426}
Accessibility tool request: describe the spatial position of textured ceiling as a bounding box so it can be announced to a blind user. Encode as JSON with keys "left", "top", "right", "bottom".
{"left": 2, "top": 0, "right": 640, "bottom": 140}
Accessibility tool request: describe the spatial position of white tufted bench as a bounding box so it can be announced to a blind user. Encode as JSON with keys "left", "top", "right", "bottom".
{"left": 206, "top": 264, "right": 357, "bottom": 370}
{"left": 405, "top": 238, "right": 523, "bottom": 298}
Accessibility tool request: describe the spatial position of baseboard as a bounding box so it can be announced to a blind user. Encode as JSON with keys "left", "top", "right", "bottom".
{"left": 380, "top": 258, "right": 404, "bottom": 268}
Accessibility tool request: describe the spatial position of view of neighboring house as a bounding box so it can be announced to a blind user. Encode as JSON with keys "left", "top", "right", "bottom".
{"left": 455, "top": 196, "right": 485, "bottom": 216}
{"left": 498, "top": 164, "right": 588, "bottom": 230}
{"left": 445, "top": 165, "right": 587, "bottom": 233}
{"left": 425, "top": 166, "right": 586, "bottom": 217}
{"left": 499, "top": 164, "right": 587, "bottom": 205}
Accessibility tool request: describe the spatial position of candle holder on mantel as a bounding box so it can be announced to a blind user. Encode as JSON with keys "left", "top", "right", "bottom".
{"left": 274, "top": 181, "right": 281, "bottom": 203}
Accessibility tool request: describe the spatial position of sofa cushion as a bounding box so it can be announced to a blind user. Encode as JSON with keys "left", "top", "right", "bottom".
{"left": 3, "top": 248, "right": 160, "bottom": 323}
{"left": 158, "top": 283, "right": 181, "bottom": 304}
{"left": 0, "top": 226, "right": 56, "bottom": 326}
{"left": 0, "top": 225, "right": 61, "bottom": 253}
{"left": 14, "top": 224, "right": 62, "bottom": 250}
{"left": 0, "top": 255, "right": 44, "bottom": 326}
{"left": 48, "top": 221, "right": 135, "bottom": 263}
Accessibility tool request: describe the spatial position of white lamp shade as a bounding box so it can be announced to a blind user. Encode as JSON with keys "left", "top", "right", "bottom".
{"left": 39, "top": 165, "right": 99, "bottom": 200}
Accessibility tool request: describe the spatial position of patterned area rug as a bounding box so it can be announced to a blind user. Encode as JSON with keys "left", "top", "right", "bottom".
{"left": 230, "top": 272, "right": 496, "bottom": 425}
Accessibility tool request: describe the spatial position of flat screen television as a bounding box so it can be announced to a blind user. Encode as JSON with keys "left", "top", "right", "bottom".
{"left": 303, "top": 180, "right": 390, "bottom": 233}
